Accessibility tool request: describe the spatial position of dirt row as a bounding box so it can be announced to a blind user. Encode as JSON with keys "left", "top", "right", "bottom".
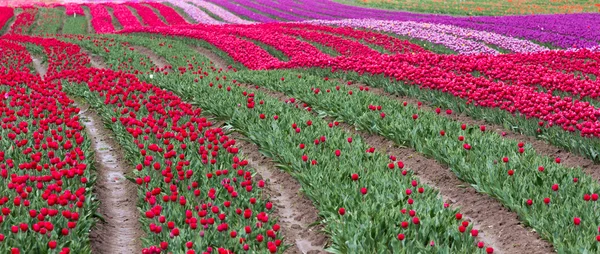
{"left": 77, "top": 102, "right": 144, "bottom": 254}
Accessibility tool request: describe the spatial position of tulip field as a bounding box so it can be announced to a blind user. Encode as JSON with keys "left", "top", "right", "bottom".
{"left": 1, "top": 1, "right": 600, "bottom": 254}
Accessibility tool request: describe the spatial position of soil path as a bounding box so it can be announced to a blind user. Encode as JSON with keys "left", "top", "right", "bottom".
{"left": 76, "top": 102, "right": 144, "bottom": 254}
{"left": 230, "top": 133, "right": 328, "bottom": 254}
{"left": 79, "top": 47, "right": 109, "bottom": 69}
{"left": 31, "top": 55, "right": 47, "bottom": 80}
{"left": 238, "top": 82, "right": 555, "bottom": 254}
{"left": 83, "top": 7, "right": 93, "bottom": 34}
{"left": 192, "top": 46, "right": 229, "bottom": 70}
{"left": 131, "top": 45, "right": 169, "bottom": 69}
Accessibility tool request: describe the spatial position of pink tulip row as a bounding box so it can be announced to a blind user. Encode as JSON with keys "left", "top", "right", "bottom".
{"left": 164, "top": 0, "right": 222, "bottom": 24}
{"left": 278, "top": 23, "right": 427, "bottom": 54}
{"left": 189, "top": 0, "right": 253, "bottom": 24}
{"left": 124, "top": 3, "right": 166, "bottom": 27}
{"left": 145, "top": 2, "right": 189, "bottom": 26}
{"left": 0, "top": 7, "right": 13, "bottom": 32}
{"left": 63, "top": 3, "right": 84, "bottom": 16}
{"left": 104, "top": 3, "right": 143, "bottom": 30}
{"left": 307, "top": 19, "right": 547, "bottom": 54}
{"left": 87, "top": 4, "right": 114, "bottom": 33}
{"left": 419, "top": 51, "right": 600, "bottom": 101}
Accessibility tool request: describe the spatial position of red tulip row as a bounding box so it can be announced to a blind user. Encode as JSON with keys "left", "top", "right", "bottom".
{"left": 3, "top": 34, "right": 91, "bottom": 78}
{"left": 5, "top": 33, "right": 285, "bottom": 253}
{"left": 524, "top": 51, "right": 600, "bottom": 79}
{"left": 124, "top": 3, "right": 167, "bottom": 27}
{"left": 145, "top": 2, "right": 189, "bottom": 26}
{"left": 74, "top": 34, "right": 489, "bottom": 253}
{"left": 271, "top": 25, "right": 381, "bottom": 56}
{"left": 104, "top": 3, "right": 143, "bottom": 30}
{"left": 87, "top": 4, "right": 115, "bottom": 33}
{"left": 56, "top": 66, "right": 284, "bottom": 254}
{"left": 63, "top": 4, "right": 84, "bottom": 16}
{"left": 0, "top": 37, "right": 97, "bottom": 254}
{"left": 0, "top": 40, "right": 33, "bottom": 72}
{"left": 320, "top": 53, "right": 600, "bottom": 137}
{"left": 0, "top": 7, "right": 13, "bottom": 31}
{"left": 9, "top": 7, "right": 37, "bottom": 34}
{"left": 408, "top": 51, "right": 600, "bottom": 102}
{"left": 120, "top": 25, "right": 600, "bottom": 138}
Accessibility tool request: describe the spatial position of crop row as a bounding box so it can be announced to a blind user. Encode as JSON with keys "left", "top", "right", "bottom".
{"left": 164, "top": 0, "right": 222, "bottom": 24}
{"left": 0, "top": 37, "right": 97, "bottom": 254}
{"left": 230, "top": 69, "right": 600, "bottom": 251}
{"left": 124, "top": 3, "right": 166, "bottom": 27}
{"left": 3, "top": 34, "right": 286, "bottom": 253}
{"left": 82, "top": 33, "right": 600, "bottom": 251}
{"left": 10, "top": 7, "right": 37, "bottom": 35}
{"left": 307, "top": 19, "right": 548, "bottom": 54}
{"left": 58, "top": 34, "right": 497, "bottom": 253}
{"left": 121, "top": 26, "right": 600, "bottom": 140}
{"left": 205, "top": 0, "right": 599, "bottom": 49}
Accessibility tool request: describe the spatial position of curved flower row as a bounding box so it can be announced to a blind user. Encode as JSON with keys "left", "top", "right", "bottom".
{"left": 198, "top": 0, "right": 598, "bottom": 49}
{"left": 189, "top": 0, "right": 253, "bottom": 24}
{"left": 421, "top": 52, "right": 600, "bottom": 101}
{"left": 225, "top": 0, "right": 302, "bottom": 22}
{"left": 63, "top": 3, "right": 84, "bottom": 16}
{"left": 0, "top": 40, "right": 33, "bottom": 72}
{"left": 310, "top": 19, "right": 496, "bottom": 55}
{"left": 9, "top": 7, "right": 36, "bottom": 34}
{"left": 0, "top": 36, "right": 97, "bottom": 254}
{"left": 0, "top": 7, "right": 14, "bottom": 33}
{"left": 257, "top": 0, "right": 337, "bottom": 20}
{"left": 124, "top": 3, "right": 166, "bottom": 27}
{"left": 321, "top": 54, "right": 600, "bottom": 137}
{"left": 271, "top": 25, "right": 381, "bottom": 56}
{"left": 3, "top": 34, "right": 285, "bottom": 253}
{"left": 87, "top": 4, "right": 114, "bottom": 33}
{"left": 204, "top": 0, "right": 275, "bottom": 23}
{"left": 104, "top": 3, "right": 143, "bottom": 30}
{"left": 144, "top": 2, "right": 190, "bottom": 26}
{"left": 279, "top": 23, "right": 426, "bottom": 54}
{"left": 57, "top": 66, "right": 283, "bottom": 254}
{"left": 164, "top": 0, "right": 222, "bottom": 24}
{"left": 121, "top": 25, "right": 600, "bottom": 138}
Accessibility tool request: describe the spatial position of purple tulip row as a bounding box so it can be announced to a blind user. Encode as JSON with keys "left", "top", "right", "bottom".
{"left": 203, "top": 0, "right": 275, "bottom": 23}
{"left": 189, "top": 0, "right": 253, "bottom": 24}
{"left": 210, "top": 0, "right": 600, "bottom": 49}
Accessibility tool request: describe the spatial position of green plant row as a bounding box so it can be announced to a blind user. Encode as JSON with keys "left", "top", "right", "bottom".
{"left": 58, "top": 31, "right": 487, "bottom": 253}
{"left": 230, "top": 69, "right": 600, "bottom": 252}
{"left": 31, "top": 7, "right": 65, "bottom": 35}
{"left": 299, "top": 68, "right": 600, "bottom": 163}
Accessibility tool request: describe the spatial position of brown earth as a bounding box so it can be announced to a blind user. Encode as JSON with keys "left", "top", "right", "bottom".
{"left": 76, "top": 102, "right": 144, "bottom": 254}
{"left": 230, "top": 133, "right": 328, "bottom": 254}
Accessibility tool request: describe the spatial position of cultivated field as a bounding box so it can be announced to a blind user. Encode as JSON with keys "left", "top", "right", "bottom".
{"left": 0, "top": 0, "right": 600, "bottom": 253}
